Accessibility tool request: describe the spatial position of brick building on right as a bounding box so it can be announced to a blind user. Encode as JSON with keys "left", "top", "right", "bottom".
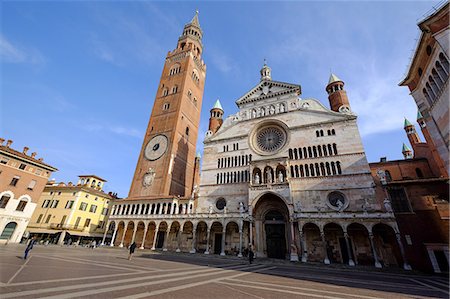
{"left": 399, "top": 1, "right": 449, "bottom": 176}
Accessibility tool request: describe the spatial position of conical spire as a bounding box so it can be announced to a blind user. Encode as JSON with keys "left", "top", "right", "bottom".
{"left": 404, "top": 118, "right": 413, "bottom": 128}
{"left": 213, "top": 99, "right": 223, "bottom": 110}
{"left": 190, "top": 10, "right": 201, "bottom": 28}
{"left": 402, "top": 143, "right": 411, "bottom": 153}
{"left": 328, "top": 73, "right": 342, "bottom": 85}
{"left": 417, "top": 110, "right": 424, "bottom": 120}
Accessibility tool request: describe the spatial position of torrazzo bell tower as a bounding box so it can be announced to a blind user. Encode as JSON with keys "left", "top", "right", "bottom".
{"left": 129, "top": 12, "right": 206, "bottom": 199}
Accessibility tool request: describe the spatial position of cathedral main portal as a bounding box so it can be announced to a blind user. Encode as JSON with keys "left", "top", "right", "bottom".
{"left": 254, "top": 193, "right": 290, "bottom": 259}
{"left": 264, "top": 211, "right": 286, "bottom": 259}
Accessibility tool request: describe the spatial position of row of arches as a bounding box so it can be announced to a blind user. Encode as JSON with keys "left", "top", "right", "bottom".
{"left": 111, "top": 202, "right": 194, "bottom": 216}
{"left": 289, "top": 143, "right": 338, "bottom": 160}
{"left": 162, "top": 85, "right": 178, "bottom": 97}
{"left": 250, "top": 103, "right": 286, "bottom": 119}
{"left": 315, "top": 129, "right": 336, "bottom": 137}
{"left": 217, "top": 154, "right": 252, "bottom": 168}
{"left": 422, "top": 53, "right": 449, "bottom": 106}
{"left": 290, "top": 161, "right": 342, "bottom": 178}
{"left": 102, "top": 217, "right": 407, "bottom": 270}
{"left": 105, "top": 219, "right": 243, "bottom": 256}
{"left": 216, "top": 170, "right": 250, "bottom": 184}
{"left": 169, "top": 64, "right": 181, "bottom": 76}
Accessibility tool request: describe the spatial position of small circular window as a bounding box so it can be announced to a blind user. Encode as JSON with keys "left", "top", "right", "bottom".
{"left": 216, "top": 198, "right": 226, "bottom": 210}
{"left": 327, "top": 191, "right": 347, "bottom": 210}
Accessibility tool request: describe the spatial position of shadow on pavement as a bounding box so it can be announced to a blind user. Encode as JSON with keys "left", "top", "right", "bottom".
{"left": 139, "top": 251, "right": 449, "bottom": 299}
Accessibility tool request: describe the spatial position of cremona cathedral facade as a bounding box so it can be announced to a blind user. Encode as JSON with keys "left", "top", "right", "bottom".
{"left": 104, "top": 12, "right": 412, "bottom": 270}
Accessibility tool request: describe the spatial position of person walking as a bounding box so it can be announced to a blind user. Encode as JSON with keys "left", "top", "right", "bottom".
{"left": 128, "top": 242, "right": 137, "bottom": 260}
{"left": 248, "top": 245, "right": 254, "bottom": 264}
{"left": 24, "top": 236, "right": 37, "bottom": 260}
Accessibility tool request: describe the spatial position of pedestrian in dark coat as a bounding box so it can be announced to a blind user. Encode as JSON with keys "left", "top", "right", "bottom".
{"left": 128, "top": 242, "right": 137, "bottom": 260}
{"left": 24, "top": 236, "right": 37, "bottom": 260}
{"left": 248, "top": 246, "right": 254, "bottom": 264}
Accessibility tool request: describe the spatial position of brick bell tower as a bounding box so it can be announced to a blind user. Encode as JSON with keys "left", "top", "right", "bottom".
{"left": 326, "top": 73, "right": 351, "bottom": 113}
{"left": 128, "top": 11, "right": 206, "bottom": 199}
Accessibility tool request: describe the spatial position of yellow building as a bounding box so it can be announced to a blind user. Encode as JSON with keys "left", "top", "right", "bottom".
{"left": 27, "top": 175, "right": 117, "bottom": 245}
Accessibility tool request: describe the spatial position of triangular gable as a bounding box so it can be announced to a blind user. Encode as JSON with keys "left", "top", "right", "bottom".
{"left": 235, "top": 80, "right": 301, "bottom": 107}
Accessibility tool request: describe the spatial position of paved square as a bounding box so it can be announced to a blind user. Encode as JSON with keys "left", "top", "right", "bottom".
{"left": 0, "top": 244, "right": 448, "bottom": 298}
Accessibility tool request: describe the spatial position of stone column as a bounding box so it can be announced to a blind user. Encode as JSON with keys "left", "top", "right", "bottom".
{"left": 255, "top": 220, "right": 262, "bottom": 257}
{"left": 290, "top": 220, "right": 299, "bottom": 262}
{"left": 249, "top": 221, "right": 253, "bottom": 248}
{"left": 119, "top": 222, "right": 128, "bottom": 248}
{"left": 238, "top": 227, "right": 243, "bottom": 258}
{"left": 57, "top": 230, "right": 67, "bottom": 246}
{"left": 151, "top": 227, "right": 159, "bottom": 250}
{"left": 101, "top": 226, "right": 108, "bottom": 246}
{"left": 140, "top": 225, "right": 148, "bottom": 249}
{"left": 368, "top": 233, "right": 382, "bottom": 268}
{"left": 220, "top": 227, "right": 226, "bottom": 256}
{"left": 204, "top": 228, "right": 211, "bottom": 254}
{"left": 300, "top": 230, "right": 307, "bottom": 262}
{"left": 163, "top": 229, "right": 170, "bottom": 251}
{"left": 110, "top": 227, "right": 118, "bottom": 247}
{"left": 321, "top": 231, "right": 330, "bottom": 264}
{"left": 190, "top": 227, "right": 197, "bottom": 253}
{"left": 396, "top": 233, "right": 412, "bottom": 270}
{"left": 131, "top": 225, "right": 138, "bottom": 243}
{"left": 343, "top": 232, "right": 355, "bottom": 266}
{"left": 176, "top": 229, "right": 182, "bottom": 252}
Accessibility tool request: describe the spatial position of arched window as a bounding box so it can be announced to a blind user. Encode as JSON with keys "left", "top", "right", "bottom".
{"left": 305, "top": 164, "right": 310, "bottom": 177}
{"left": 0, "top": 222, "right": 17, "bottom": 240}
{"left": 322, "top": 144, "right": 328, "bottom": 156}
{"left": 290, "top": 165, "right": 294, "bottom": 177}
{"left": 298, "top": 148, "right": 303, "bottom": 159}
{"left": 336, "top": 161, "right": 342, "bottom": 174}
{"left": 288, "top": 149, "right": 293, "bottom": 159}
{"left": 162, "top": 88, "right": 169, "bottom": 97}
{"left": 293, "top": 148, "right": 298, "bottom": 160}
{"left": 163, "top": 102, "right": 170, "bottom": 110}
{"left": 185, "top": 127, "right": 189, "bottom": 136}
{"left": 308, "top": 147, "right": 312, "bottom": 157}
{"left": 310, "top": 164, "right": 315, "bottom": 176}
{"left": 331, "top": 162, "right": 337, "bottom": 175}
{"left": 426, "top": 82, "right": 436, "bottom": 101}
{"left": 439, "top": 53, "right": 449, "bottom": 71}
{"left": 325, "top": 162, "right": 331, "bottom": 175}
{"left": 320, "top": 163, "right": 325, "bottom": 176}
{"left": 0, "top": 194, "right": 11, "bottom": 209}
{"left": 316, "top": 131, "right": 320, "bottom": 137}
{"left": 432, "top": 68, "right": 444, "bottom": 88}
{"left": 428, "top": 76, "right": 439, "bottom": 96}
{"left": 333, "top": 143, "right": 338, "bottom": 155}
{"left": 295, "top": 165, "right": 299, "bottom": 177}
{"left": 328, "top": 144, "right": 333, "bottom": 156}
{"left": 318, "top": 146, "right": 322, "bottom": 157}
{"left": 300, "top": 165, "right": 304, "bottom": 177}
{"left": 315, "top": 163, "right": 320, "bottom": 176}
{"left": 436, "top": 61, "right": 448, "bottom": 81}
{"left": 320, "top": 130, "right": 324, "bottom": 137}
{"left": 415, "top": 168, "right": 424, "bottom": 178}
{"left": 422, "top": 88, "right": 432, "bottom": 106}
{"left": 172, "top": 85, "right": 178, "bottom": 94}
{"left": 313, "top": 146, "right": 317, "bottom": 158}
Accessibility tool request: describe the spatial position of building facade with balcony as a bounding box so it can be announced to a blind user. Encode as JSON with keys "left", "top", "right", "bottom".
{"left": 27, "top": 175, "right": 116, "bottom": 245}
{"left": 0, "top": 138, "right": 57, "bottom": 244}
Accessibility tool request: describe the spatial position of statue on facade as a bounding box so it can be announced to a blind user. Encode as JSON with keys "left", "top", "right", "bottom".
{"left": 383, "top": 198, "right": 393, "bottom": 212}
{"left": 376, "top": 169, "right": 387, "bottom": 185}
{"left": 266, "top": 169, "right": 272, "bottom": 183}
{"left": 278, "top": 171, "right": 284, "bottom": 183}
{"left": 255, "top": 173, "right": 260, "bottom": 184}
{"left": 239, "top": 202, "right": 245, "bottom": 214}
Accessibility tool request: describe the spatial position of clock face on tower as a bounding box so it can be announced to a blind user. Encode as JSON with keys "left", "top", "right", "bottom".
{"left": 144, "top": 134, "right": 168, "bottom": 161}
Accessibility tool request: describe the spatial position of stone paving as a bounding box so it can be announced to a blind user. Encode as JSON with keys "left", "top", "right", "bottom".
{"left": 0, "top": 244, "right": 448, "bottom": 298}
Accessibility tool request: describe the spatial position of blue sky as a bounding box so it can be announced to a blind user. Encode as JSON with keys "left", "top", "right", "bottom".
{"left": 1, "top": 1, "right": 441, "bottom": 197}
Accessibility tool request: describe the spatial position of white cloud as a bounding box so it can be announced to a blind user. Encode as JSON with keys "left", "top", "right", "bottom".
{"left": 81, "top": 122, "right": 142, "bottom": 138}
{"left": 0, "top": 35, "right": 45, "bottom": 64}
{"left": 208, "top": 47, "right": 236, "bottom": 74}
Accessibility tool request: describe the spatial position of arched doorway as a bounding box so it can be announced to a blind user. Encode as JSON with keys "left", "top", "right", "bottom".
{"left": 265, "top": 210, "right": 286, "bottom": 258}
{"left": 253, "top": 192, "right": 290, "bottom": 259}
{"left": 0, "top": 222, "right": 17, "bottom": 241}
